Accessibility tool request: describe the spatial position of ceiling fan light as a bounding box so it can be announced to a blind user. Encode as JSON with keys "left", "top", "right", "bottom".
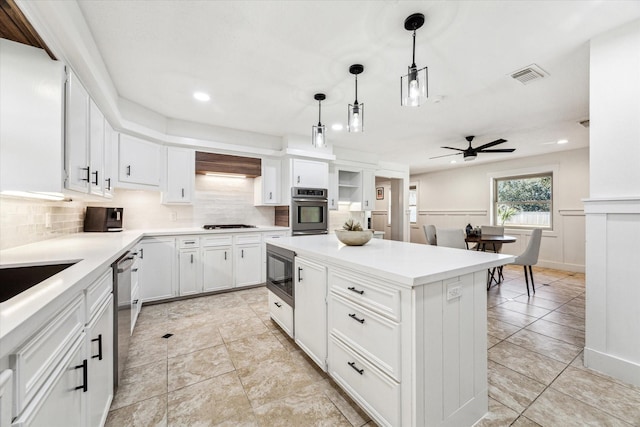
{"left": 464, "top": 152, "right": 477, "bottom": 161}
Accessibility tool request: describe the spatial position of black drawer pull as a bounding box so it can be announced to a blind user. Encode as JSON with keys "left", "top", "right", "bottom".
{"left": 298, "top": 267, "right": 303, "bottom": 282}
{"left": 74, "top": 359, "right": 88, "bottom": 392}
{"left": 81, "top": 166, "right": 90, "bottom": 182}
{"left": 348, "top": 313, "right": 365, "bottom": 324}
{"left": 274, "top": 301, "right": 282, "bottom": 308}
{"left": 348, "top": 361, "right": 364, "bottom": 375}
{"left": 347, "top": 286, "right": 364, "bottom": 295}
{"left": 91, "top": 334, "right": 102, "bottom": 360}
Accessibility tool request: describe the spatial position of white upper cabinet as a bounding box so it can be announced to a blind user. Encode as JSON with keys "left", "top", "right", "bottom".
{"left": 291, "top": 158, "right": 328, "bottom": 189}
{"left": 0, "top": 39, "right": 65, "bottom": 196}
{"left": 88, "top": 100, "right": 105, "bottom": 196}
{"left": 254, "top": 158, "right": 282, "bottom": 205}
{"left": 328, "top": 167, "right": 338, "bottom": 210}
{"left": 361, "top": 169, "right": 376, "bottom": 210}
{"left": 65, "top": 71, "right": 91, "bottom": 194}
{"left": 162, "top": 146, "right": 194, "bottom": 204}
{"left": 118, "top": 134, "right": 162, "bottom": 188}
{"left": 102, "top": 121, "right": 116, "bottom": 198}
{"left": 335, "top": 166, "right": 377, "bottom": 211}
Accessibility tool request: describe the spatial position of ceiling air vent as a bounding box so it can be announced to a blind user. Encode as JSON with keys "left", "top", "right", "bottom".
{"left": 510, "top": 64, "right": 548, "bottom": 85}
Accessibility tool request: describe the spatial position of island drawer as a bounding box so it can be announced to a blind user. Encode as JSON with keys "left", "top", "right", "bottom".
{"left": 11, "top": 294, "right": 84, "bottom": 415}
{"left": 268, "top": 290, "right": 293, "bottom": 338}
{"left": 329, "top": 335, "right": 400, "bottom": 427}
{"left": 178, "top": 236, "right": 200, "bottom": 249}
{"left": 329, "top": 294, "right": 401, "bottom": 381}
{"left": 330, "top": 269, "right": 401, "bottom": 321}
{"left": 202, "top": 235, "right": 233, "bottom": 247}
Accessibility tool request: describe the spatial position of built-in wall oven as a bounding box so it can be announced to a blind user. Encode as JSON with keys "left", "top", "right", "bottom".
{"left": 266, "top": 244, "right": 295, "bottom": 307}
{"left": 291, "top": 187, "right": 328, "bottom": 235}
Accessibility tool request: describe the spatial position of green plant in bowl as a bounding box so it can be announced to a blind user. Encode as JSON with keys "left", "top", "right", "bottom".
{"left": 335, "top": 219, "right": 373, "bottom": 246}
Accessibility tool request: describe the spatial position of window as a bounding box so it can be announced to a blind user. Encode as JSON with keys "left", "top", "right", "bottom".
{"left": 493, "top": 172, "right": 552, "bottom": 228}
{"left": 409, "top": 184, "right": 417, "bottom": 223}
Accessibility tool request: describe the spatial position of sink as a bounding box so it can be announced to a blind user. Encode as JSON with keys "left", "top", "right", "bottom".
{"left": 0, "top": 262, "right": 77, "bottom": 303}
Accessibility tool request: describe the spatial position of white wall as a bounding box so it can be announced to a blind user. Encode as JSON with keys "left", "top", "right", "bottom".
{"left": 584, "top": 18, "right": 640, "bottom": 388}
{"left": 410, "top": 148, "right": 589, "bottom": 272}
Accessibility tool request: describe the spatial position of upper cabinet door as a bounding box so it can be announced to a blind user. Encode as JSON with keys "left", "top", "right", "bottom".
{"left": 89, "top": 99, "right": 105, "bottom": 196}
{"left": 65, "top": 71, "right": 90, "bottom": 193}
{"left": 118, "top": 134, "right": 162, "bottom": 187}
{"left": 254, "top": 158, "right": 282, "bottom": 205}
{"left": 162, "top": 146, "right": 194, "bottom": 204}
{"left": 292, "top": 159, "right": 328, "bottom": 189}
{"left": 361, "top": 169, "right": 376, "bottom": 211}
{"left": 103, "top": 122, "right": 116, "bottom": 198}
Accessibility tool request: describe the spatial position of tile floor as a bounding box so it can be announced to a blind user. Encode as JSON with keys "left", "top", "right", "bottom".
{"left": 106, "top": 265, "right": 640, "bottom": 426}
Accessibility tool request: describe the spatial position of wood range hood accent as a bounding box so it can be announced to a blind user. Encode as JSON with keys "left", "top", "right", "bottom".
{"left": 0, "top": 0, "right": 56, "bottom": 59}
{"left": 195, "top": 151, "right": 261, "bottom": 178}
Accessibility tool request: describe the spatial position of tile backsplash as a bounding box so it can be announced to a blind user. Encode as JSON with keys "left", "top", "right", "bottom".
{"left": 0, "top": 196, "right": 86, "bottom": 250}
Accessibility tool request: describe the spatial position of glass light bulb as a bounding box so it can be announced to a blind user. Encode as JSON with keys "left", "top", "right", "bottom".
{"left": 409, "top": 78, "right": 420, "bottom": 106}
{"left": 315, "top": 129, "right": 324, "bottom": 147}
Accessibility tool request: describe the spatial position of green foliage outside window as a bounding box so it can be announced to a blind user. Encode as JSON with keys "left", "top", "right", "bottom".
{"left": 495, "top": 174, "right": 552, "bottom": 228}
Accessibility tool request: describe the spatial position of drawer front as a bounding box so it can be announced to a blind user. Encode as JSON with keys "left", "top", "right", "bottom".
{"left": 268, "top": 291, "right": 293, "bottom": 338}
{"left": 263, "top": 231, "right": 288, "bottom": 240}
{"left": 11, "top": 294, "right": 84, "bottom": 414}
{"left": 329, "top": 294, "right": 401, "bottom": 381}
{"left": 329, "top": 336, "right": 400, "bottom": 427}
{"left": 201, "top": 235, "right": 233, "bottom": 247}
{"left": 85, "top": 269, "right": 112, "bottom": 321}
{"left": 177, "top": 236, "right": 200, "bottom": 249}
{"left": 234, "top": 233, "right": 262, "bottom": 245}
{"left": 330, "top": 269, "right": 401, "bottom": 321}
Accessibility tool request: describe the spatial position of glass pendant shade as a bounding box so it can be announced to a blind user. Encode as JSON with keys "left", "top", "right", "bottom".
{"left": 401, "top": 65, "right": 428, "bottom": 106}
{"left": 312, "top": 124, "right": 326, "bottom": 148}
{"left": 348, "top": 102, "right": 363, "bottom": 132}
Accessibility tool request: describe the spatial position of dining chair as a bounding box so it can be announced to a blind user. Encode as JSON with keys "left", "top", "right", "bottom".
{"left": 423, "top": 224, "right": 437, "bottom": 245}
{"left": 435, "top": 227, "right": 467, "bottom": 249}
{"left": 512, "top": 228, "right": 543, "bottom": 296}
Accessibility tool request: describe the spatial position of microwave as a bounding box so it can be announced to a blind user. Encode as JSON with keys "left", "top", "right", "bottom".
{"left": 84, "top": 207, "right": 124, "bottom": 232}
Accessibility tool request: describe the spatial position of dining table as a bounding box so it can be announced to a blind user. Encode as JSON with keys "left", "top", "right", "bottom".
{"left": 465, "top": 234, "right": 517, "bottom": 288}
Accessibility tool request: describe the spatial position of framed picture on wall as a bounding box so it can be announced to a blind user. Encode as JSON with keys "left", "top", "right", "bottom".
{"left": 376, "top": 187, "right": 384, "bottom": 200}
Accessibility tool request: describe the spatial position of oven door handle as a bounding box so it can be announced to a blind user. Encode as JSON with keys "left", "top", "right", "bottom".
{"left": 292, "top": 198, "right": 327, "bottom": 203}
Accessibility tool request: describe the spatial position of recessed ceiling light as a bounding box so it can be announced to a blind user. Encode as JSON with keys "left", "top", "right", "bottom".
{"left": 557, "top": 139, "right": 569, "bottom": 144}
{"left": 450, "top": 160, "right": 457, "bottom": 164}
{"left": 193, "top": 92, "right": 210, "bottom": 102}
{"left": 331, "top": 123, "right": 343, "bottom": 131}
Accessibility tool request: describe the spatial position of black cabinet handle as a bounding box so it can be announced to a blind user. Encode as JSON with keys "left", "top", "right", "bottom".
{"left": 269, "top": 191, "right": 272, "bottom": 200}
{"left": 297, "top": 176, "right": 301, "bottom": 184}
{"left": 241, "top": 249, "right": 244, "bottom": 258}
{"left": 92, "top": 170, "right": 99, "bottom": 185}
{"left": 224, "top": 251, "right": 227, "bottom": 261}
{"left": 126, "top": 165, "right": 131, "bottom": 176}
{"left": 348, "top": 361, "right": 364, "bottom": 375}
{"left": 349, "top": 313, "right": 365, "bottom": 324}
{"left": 274, "top": 301, "right": 282, "bottom": 308}
{"left": 190, "top": 253, "right": 194, "bottom": 263}
{"left": 81, "top": 166, "right": 90, "bottom": 182}
{"left": 298, "top": 267, "right": 303, "bottom": 282}
{"left": 132, "top": 268, "right": 138, "bottom": 272}
{"left": 105, "top": 177, "right": 111, "bottom": 191}
{"left": 181, "top": 188, "right": 185, "bottom": 198}
{"left": 74, "top": 359, "right": 88, "bottom": 392}
{"left": 133, "top": 299, "right": 139, "bottom": 305}
{"left": 347, "top": 286, "right": 364, "bottom": 295}
{"left": 91, "top": 334, "right": 103, "bottom": 360}
{"left": 139, "top": 248, "right": 144, "bottom": 259}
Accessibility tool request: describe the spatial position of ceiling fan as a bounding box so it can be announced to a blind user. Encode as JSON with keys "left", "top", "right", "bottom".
{"left": 430, "top": 136, "right": 515, "bottom": 161}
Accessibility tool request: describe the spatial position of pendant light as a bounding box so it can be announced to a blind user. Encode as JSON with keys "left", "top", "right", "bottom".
{"left": 401, "top": 13, "right": 428, "bottom": 107}
{"left": 312, "top": 93, "right": 326, "bottom": 148}
{"left": 348, "top": 64, "right": 364, "bottom": 133}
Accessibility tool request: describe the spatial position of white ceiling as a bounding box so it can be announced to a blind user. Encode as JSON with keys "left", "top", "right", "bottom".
{"left": 75, "top": 1, "right": 640, "bottom": 173}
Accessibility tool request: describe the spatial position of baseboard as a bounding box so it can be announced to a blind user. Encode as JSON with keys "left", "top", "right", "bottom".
{"left": 584, "top": 347, "right": 640, "bottom": 388}
{"left": 536, "top": 260, "right": 585, "bottom": 273}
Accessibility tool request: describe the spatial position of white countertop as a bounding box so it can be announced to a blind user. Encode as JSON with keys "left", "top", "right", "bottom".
{"left": 267, "top": 234, "right": 515, "bottom": 287}
{"left": 0, "top": 225, "right": 289, "bottom": 357}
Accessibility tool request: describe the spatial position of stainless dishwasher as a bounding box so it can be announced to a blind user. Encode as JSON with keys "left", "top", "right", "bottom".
{"left": 113, "top": 251, "right": 134, "bottom": 390}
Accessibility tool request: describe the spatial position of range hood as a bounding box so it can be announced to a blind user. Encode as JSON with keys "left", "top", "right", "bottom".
{"left": 195, "top": 152, "right": 261, "bottom": 178}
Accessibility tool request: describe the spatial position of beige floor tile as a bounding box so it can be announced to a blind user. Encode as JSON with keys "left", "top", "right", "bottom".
{"left": 525, "top": 319, "right": 585, "bottom": 347}
{"left": 249, "top": 301, "right": 271, "bottom": 322}
{"left": 475, "top": 397, "right": 519, "bottom": 427}
{"left": 487, "top": 317, "right": 521, "bottom": 340}
{"left": 542, "top": 310, "right": 585, "bottom": 331}
{"left": 236, "top": 354, "right": 316, "bottom": 408}
{"left": 523, "top": 388, "right": 632, "bottom": 426}
{"left": 513, "top": 294, "right": 564, "bottom": 310}
{"left": 219, "top": 316, "right": 270, "bottom": 343}
{"left": 226, "top": 331, "right": 290, "bottom": 369}
{"left": 111, "top": 360, "right": 168, "bottom": 410}
{"left": 488, "top": 361, "right": 546, "bottom": 413}
{"left": 488, "top": 334, "right": 502, "bottom": 348}
{"left": 511, "top": 416, "right": 542, "bottom": 426}
{"left": 488, "top": 341, "right": 567, "bottom": 385}
{"left": 167, "top": 321, "right": 225, "bottom": 358}
{"left": 488, "top": 306, "right": 538, "bottom": 328}
{"left": 105, "top": 394, "right": 167, "bottom": 427}
{"left": 168, "top": 344, "right": 235, "bottom": 391}
{"left": 550, "top": 366, "right": 640, "bottom": 424}
{"left": 234, "top": 286, "right": 268, "bottom": 305}
{"left": 132, "top": 319, "right": 172, "bottom": 342}
{"left": 315, "top": 378, "right": 371, "bottom": 426}
{"left": 167, "top": 371, "right": 253, "bottom": 426}
{"left": 487, "top": 294, "right": 508, "bottom": 308}
{"left": 554, "top": 301, "right": 586, "bottom": 319}
{"left": 136, "top": 303, "right": 169, "bottom": 325}
{"left": 570, "top": 352, "right": 640, "bottom": 393}
{"left": 126, "top": 336, "right": 167, "bottom": 369}
{"left": 289, "top": 349, "right": 329, "bottom": 382}
{"left": 505, "top": 329, "right": 582, "bottom": 364}
{"left": 271, "top": 327, "right": 298, "bottom": 352}
{"left": 499, "top": 300, "right": 552, "bottom": 318}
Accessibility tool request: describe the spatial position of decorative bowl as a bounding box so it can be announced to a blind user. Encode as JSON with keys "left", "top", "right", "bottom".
{"left": 335, "top": 229, "right": 374, "bottom": 246}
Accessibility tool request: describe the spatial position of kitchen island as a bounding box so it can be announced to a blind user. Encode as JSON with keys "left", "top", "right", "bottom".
{"left": 267, "top": 234, "right": 514, "bottom": 427}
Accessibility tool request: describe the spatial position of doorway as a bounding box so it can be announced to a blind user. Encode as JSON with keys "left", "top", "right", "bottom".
{"left": 369, "top": 177, "right": 404, "bottom": 241}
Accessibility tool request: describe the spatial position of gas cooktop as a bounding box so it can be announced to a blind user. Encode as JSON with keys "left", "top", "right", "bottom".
{"left": 203, "top": 224, "right": 257, "bottom": 230}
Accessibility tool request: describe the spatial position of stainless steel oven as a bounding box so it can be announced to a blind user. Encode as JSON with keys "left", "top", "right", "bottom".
{"left": 291, "top": 187, "right": 328, "bottom": 235}
{"left": 266, "top": 244, "right": 295, "bottom": 307}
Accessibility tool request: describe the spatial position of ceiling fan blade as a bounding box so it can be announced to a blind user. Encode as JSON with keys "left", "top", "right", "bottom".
{"left": 477, "top": 148, "right": 516, "bottom": 153}
{"left": 440, "top": 146, "right": 465, "bottom": 152}
{"left": 429, "top": 152, "right": 462, "bottom": 159}
{"left": 474, "top": 138, "right": 507, "bottom": 151}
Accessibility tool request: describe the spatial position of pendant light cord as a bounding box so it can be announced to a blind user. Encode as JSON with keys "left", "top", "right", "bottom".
{"left": 318, "top": 99, "right": 322, "bottom": 126}
{"left": 354, "top": 74, "right": 358, "bottom": 104}
{"left": 411, "top": 29, "right": 417, "bottom": 68}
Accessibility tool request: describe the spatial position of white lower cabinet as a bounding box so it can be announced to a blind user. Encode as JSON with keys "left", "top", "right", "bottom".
{"left": 178, "top": 249, "right": 201, "bottom": 296}
{"left": 294, "top": 257, "right": 327, "bottom": 370}
{"left": 139, "top": 237, "right": 177, "bottom": 302}
{"left": 86, "top": 295, "right": 113, "bottom": 427}
{"left": 202, "top": 246, "right": 233, "bottom": 292}
{"left": 267, "top": 290, "right": 293, "bottom": 338}
{"left": 234, "top": 234, "right": 262, "bottom": 288}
